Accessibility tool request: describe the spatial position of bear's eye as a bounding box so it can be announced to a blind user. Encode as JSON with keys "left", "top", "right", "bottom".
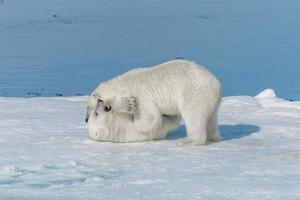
{"left": 104, "top": 105, "right": 112, "bottom": 112}
{"left": 97, "top": 99, "right": 103, "bottom": 104}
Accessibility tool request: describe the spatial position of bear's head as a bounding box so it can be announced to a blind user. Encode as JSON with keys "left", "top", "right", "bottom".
{"left": 86, "top": 91, "right": 136, "bottom": 141}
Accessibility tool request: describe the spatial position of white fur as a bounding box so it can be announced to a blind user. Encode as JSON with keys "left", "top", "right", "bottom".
{"left": 86, "top": 60, "right": 221, "bottom": 145}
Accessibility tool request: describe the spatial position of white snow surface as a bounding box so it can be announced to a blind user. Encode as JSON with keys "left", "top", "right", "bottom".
{"left": 0, "top": 89, "right": 300, "bottom": 200}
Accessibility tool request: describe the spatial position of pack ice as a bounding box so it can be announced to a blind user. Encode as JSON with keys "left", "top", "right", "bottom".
{"left": 0, "top": 89, "right": 299, "bottom": 200}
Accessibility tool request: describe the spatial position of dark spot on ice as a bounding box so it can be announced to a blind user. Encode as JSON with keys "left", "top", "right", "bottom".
{"left": 195, "top": 15, "right": 208, "bottom": 20}
{"left": 27, "top": 92, "right": 41, "bottom": 96}
{"left": 167, "top": 124, "right": 260, "bottom": 142}
{"left": 175, "top": 57, "right": 184, "bottom": 59}
{"left": 289, "top": 99, "right": 294, "bottom": 102}
{"left": 55, "top": 93, "right": 63, "bottom": 96}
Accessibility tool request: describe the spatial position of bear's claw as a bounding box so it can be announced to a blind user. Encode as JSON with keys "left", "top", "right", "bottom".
{"left": 127, "top": 97, "right": 136, "bottom": 112}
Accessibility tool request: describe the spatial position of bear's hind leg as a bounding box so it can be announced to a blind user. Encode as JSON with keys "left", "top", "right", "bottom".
{"left": 207, "top": 111, "right": 220, "bottom": 142}
{"left": 180, "top": 109, "right": 208, "bottom": 145}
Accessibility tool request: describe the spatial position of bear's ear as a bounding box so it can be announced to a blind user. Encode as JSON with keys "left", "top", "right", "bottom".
{"left": 112, "top": 96, "right": 137, "bottom": 114}
{"left": 92, "top": 92, "right": 100, "bottom": 98}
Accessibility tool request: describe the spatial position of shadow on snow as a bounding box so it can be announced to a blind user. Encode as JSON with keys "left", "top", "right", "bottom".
{"left": 167, "top": 124, "right": 260, "bottom": 141}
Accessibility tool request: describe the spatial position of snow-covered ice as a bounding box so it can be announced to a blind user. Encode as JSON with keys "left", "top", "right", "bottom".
{"left": 0, "top": 89, "right": 299, "bottom": 200}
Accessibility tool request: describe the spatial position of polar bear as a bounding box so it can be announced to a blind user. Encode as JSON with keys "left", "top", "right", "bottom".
{"left": 86, "top": 60, "right": 221, "bottom": 145}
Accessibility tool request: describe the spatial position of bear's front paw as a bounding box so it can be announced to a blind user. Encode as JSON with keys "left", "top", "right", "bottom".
{"left": 127, "top": 97, "right": 136, "bottom": 113}
{"left": 113, "top": 96, "right": 137, "bottom": 114}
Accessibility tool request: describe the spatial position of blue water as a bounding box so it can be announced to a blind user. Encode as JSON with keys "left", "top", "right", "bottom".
{"left": 0, "top": 0, "right": 299, "bottom": 99}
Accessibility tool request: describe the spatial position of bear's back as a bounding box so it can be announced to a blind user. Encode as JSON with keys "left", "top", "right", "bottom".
{"left": 116, "top": 59, "right": 209, "bottom": 84}
{"left": 98, "top": 60, "right": 220, "bottom": 112}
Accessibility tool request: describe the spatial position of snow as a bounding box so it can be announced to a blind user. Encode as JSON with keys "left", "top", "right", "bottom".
{"left": 255, "top": 89, "right": 300, "bottom": 111}
{"left": 0, "top": 89, "right": 299, "bottom": 199}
